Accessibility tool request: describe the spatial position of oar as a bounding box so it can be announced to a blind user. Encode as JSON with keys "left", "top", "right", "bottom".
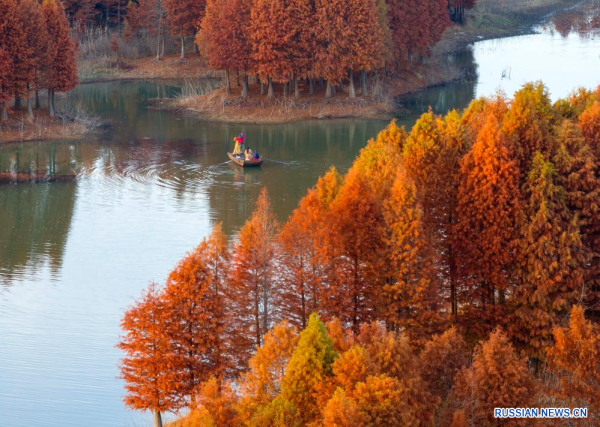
{"left": 263, "top": 158, "right": 291, "bottom": 165}
{"left": 209, "top": 160, "right": 232, "bottom": 169}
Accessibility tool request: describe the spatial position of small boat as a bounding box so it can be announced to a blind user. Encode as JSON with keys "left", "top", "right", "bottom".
{"left": 228, "top": 152, "right": 263, "bottom": 167}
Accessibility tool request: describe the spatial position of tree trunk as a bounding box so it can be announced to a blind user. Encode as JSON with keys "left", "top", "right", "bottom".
{"left": 14, "top": 93, "right": 21, "bottom": 110}
{"left": 154, "top": 410, "right": 163, "bottom": 427}
{"left": 348, "top": 70, "right": 356, "bottom": 98}
{"left": 242, "top": 72, "right": 249, "bottom": 98}
{"left": 48, "top": 90, "right": 55, "bottom": 117}
{"left": 180, "top": 35, "right": 185, "bottom": 59}
{"left": 1, "top": 102, "right": 7, "bottom": 121}
{"left": 309, "top": 78, "right": 315, "bottom": 94}
{"left": 325, "top": 81, "right": 333, "bottom": 98}
{"left": 51, "top": 90, "right": 56, "bottom": 113}
{"left": 294, "top": 74, "right": 299, "bottom": 99}
{"left": 267, "top": 77, "right": 274, "bottom": 99}
{"left": 283, "top": 81, "right": 289, "bottom": 97}
{"left": 225, "top": 69, "right": 231, "bottom": 94}
{"left": 361, "top": 71, "right": 368, "bottom": 96}
{"left": 260, "top": 81, "right": 265, "bottom": 96}
{"left": 35, "top": 90, "right": 40, "bottom": 109}
{"left": 27, "top": 97, "right": 34, "bottom": 121}
{"left": 156, "top": 14, "right": 162, "bottom": 61}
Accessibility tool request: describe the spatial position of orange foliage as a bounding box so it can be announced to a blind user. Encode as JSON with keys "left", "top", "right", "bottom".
{"left": 229, "top": 188, "right": 279, "bottom": 365}
{"left": 420, "top": 328, "right": 468, "bottom": 400}
{"left": 163, "top": 226, "right": 229, "bottom": 403}
{"left": 117, "top": 284, "right": 180, "bottom": 424}
{"left": 324, "top": 169, "right": 387, "bottom": 332}
{"left": 547, "top": 306, "right": 600, "bottom": 411}
{"left": 511, "top": 153, "right": 586, "bottom": 358}
{"left": 454, "top": 113, "right": 522, "bottom": 335}
{"left": 454, "top": 328, "right": 536, "bottom": 426}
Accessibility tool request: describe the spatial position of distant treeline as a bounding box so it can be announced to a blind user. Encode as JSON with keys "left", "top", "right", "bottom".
{"left": 63, "top": 0, "right": 478, "bottom": 98}
{"left": 0, "top": 0, "right": 78, "bottom": 120}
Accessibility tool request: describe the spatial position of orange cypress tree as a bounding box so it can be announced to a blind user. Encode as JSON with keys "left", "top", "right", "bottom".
{"left": 42, "top": 0, "right": 78, "bottom": 116}
{"left": 162, "top": 226, "right": 229, "bottom": 405}
{"left": 546, "top": 305, "right": 600, "bottom": 411}
{"left": 197, "top": 0, "right": 253, "bottom": 96}
{"left": 314, "top": 0, "right": 351, "bottom": 98}
{"left": 350, "top": 119, "right": 407, "bottom": 201}
{"left": 420, "top": 327, "right": 469, "bottom": 400}
{"left": 511, "top": 153, "right": 586, "bottom": 360}
{"left": 402, "top": 110, "right": 468, "bottom": 323}
{"left": 454, "top": 113, "right": 522, "bottom": 336}
{"left": 453, "top": 328, "right": 536, "bottom": 427}
{"left": 278, "top": 167, "right": 343, "bottom": 327}
{"left": 502, "top": 82, "right": 557, "bottom": 174}
{"left": 325, "top": 169, "right": 387, "bottom": 332}
{"left": 579, "top": 100, "right": 600, "bottom": 158}
{"left": 384, "top": 167, "right": 445, "bottom": 344}
{"left": 118, "top": 283, "right": 180, "bottom": 427}
{"left": 286, "top": 0, "right": 316, "bottom": 98}
{"left": 346, "top": 0, "right": 384, "bottom": 98}
{"left": 237, "top": 320, "right": 298, "bottom": 423}
{"left": 250, "top": 0, "right": 294, "bottom": 98}
{"left": 0, "top": 0, "right": 22, "bottom": 119}
{"left": 356, "top": 323, "right": 437, "bottom": 425}
{"left": 164, "top": 0, "right": 205, "bottom": 59}
{"left": 554, "top": 120, "right": 600, "bottom": 322}
{"left": 229, "top": 188, "right": 279, "bottom": 365}
{"left": 0, "top": 46, "right": 11, "bottom": 122}
{"left": 16, "top": 0, "right": 48, "bottom": 120}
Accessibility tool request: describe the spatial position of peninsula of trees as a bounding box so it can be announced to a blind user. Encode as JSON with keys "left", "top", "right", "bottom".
{"left": 119, "top": 82, "right": 600, "bottom": 427}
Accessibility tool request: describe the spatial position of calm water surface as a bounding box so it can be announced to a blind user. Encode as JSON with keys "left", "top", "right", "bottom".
{"left": 1, "top": 4, "right": 599, "bottom": 425}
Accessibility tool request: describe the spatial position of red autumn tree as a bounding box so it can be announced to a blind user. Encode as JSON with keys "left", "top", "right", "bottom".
{"left": 324, "top": 169, "right": 387, "bottom": 333}
{"left": 164, "top": 0, "right": 205, "bottom": 59}
{"left": 16, "top": 0, "right": 48, "bottom": 120}
{"left": 249, "top": 0, "right": 294, "bottom": 98}
{"left": 42, "top": 0, "right": 79, "bottom": 116}
{"left": 420, "top": 327, "right": 469, "bottom": 400}
{"left": 0, "top": 0, "right": 15, "bottom": 121}
{"left": 197, "top": 0, "right": 252, "bottom": 96}
{"left": 229, "top": 188, "right": 279, "bottom": 367}
{"left": 118, "top": 283, "right": 180, "bottom": 427}
{"left": 546, "top": 305, "right": 600, "bottom": 412}
{"left": 402, "top": 110, "right": 467, "bottom": 323}
{"left": 454, "top": 113, "right": 522, "bottom": 336}
{"left": 554, "top": 120, "right": 600, "bottom": 322}
{"left": 162, "top": 226, "right": 229, "bottom": 405}
{"left": 453, "top": 328, "right": 536, "bottom": 427}
{"left": 511, "top": 153, "right": 586, "bottom": 360}
{"left": 0, "top": 0, "right": 24, "bottom": 118}
{"left": 278, "top": 167, "right": 343, "bottom": 328}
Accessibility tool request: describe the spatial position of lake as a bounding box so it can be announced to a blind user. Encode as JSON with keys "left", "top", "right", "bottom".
{"left": 0, "top": 5, "right": 599, "bottom": 426}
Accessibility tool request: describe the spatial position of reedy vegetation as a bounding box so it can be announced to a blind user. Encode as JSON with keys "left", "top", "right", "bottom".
{"left": 119, "top": 82, "right": 600, "bottom": 427}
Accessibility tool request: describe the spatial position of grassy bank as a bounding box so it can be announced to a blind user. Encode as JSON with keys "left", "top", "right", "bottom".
{"left": 0, "top": 108, "right": 99, "bottom": 145}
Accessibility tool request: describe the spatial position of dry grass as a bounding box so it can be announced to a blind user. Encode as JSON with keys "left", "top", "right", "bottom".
{"left": 0, "top": 106, "right": 100, "bottom": 144}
